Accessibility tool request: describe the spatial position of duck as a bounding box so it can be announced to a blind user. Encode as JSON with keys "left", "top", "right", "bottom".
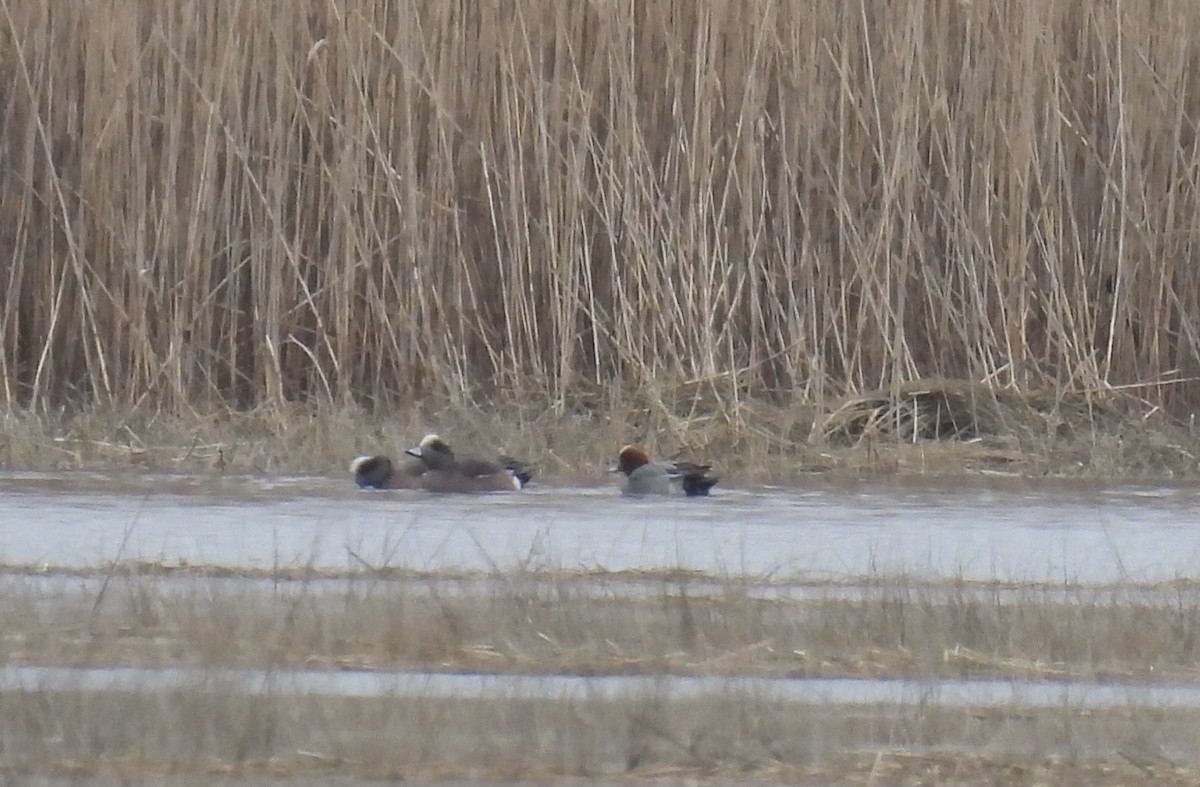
{"left": 349, "top": 453, "right": 426, "bottom": 490}
{"left": 404, "top": 433, "right": 534, "bottom": 492}
{"left": 610, "top": 444, "right": 719, "bottom": 497}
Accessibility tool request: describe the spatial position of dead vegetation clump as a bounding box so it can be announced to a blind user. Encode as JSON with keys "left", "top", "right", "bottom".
{"left": 813, "top": 377, "right": 1200, "bottom": 477}
{"left": 820, "top": 379, "right": 1045, "bottom": 445}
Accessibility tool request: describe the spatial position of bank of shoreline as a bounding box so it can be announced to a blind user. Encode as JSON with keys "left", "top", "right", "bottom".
{"left": 2, "top": 386, "right": 1197, "bottom": 484}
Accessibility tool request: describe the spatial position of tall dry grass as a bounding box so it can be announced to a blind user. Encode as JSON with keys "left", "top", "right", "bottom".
{"left": 3, "top": 0, "right": 1200, "bottom": 423}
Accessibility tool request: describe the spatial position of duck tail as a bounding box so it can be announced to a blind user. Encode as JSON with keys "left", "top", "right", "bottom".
{"left": 499, "top": 456, "right": 535, "bottom": 488}
{"left": 680, "top": 472, "right": 718, "bottom": 497}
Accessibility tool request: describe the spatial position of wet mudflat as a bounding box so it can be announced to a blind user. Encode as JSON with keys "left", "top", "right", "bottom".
{"left": 1, "top": 471, "right": 1197, "bottom": 582}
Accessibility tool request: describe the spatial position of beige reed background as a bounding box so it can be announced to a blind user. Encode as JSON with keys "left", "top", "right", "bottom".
{"left": 2, "top": 0, "right": 1199, "bottom": 415}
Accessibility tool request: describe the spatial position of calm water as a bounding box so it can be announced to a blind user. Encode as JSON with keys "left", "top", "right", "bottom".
{"left": 1, "top": 471, "right": 1199, "bottom": 582}
{"left": 6, "top": 664, "right": 1200, "bottom": 710}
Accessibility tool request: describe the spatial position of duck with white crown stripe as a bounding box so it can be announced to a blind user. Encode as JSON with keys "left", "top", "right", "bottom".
{"left": 404, "top": 433, "right": 533, "bottom": 492}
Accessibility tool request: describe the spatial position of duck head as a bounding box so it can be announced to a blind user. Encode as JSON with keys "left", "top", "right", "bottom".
{"left": 610, "top": 444, "right": 652, "bottom": 477}
{"left": 405, "top": 433, "right": 457, "bottom": 470}
{"left": 350, "top": 455, "right": 393, "bottom": 489}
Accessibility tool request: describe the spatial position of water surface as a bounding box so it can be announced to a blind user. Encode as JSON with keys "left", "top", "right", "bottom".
{"left": 7, "top": 663, "right": 1200, "bottom": 711}
{"left": 2, "top": 471, "right": 1198, "bottom": 583}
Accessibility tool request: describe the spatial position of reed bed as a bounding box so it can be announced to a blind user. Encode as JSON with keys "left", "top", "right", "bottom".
{"left": 3, "top": 0, "right": 1200, "bottom": 446}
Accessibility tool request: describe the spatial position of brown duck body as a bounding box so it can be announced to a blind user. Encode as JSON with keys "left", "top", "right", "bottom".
{"left": 403, "top": 434, "right": 533, "bottom": 492}
{"left": 350, "top": 454, "right": 426, "bottom": 489}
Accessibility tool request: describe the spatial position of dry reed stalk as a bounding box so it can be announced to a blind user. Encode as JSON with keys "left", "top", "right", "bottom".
{"left": 1, "top": 0, "right": 1200, "bottom": 425}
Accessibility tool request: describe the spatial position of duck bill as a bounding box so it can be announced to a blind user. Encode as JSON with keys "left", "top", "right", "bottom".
{"left": 404, "top": 446, "right": 423, "bottom": 458}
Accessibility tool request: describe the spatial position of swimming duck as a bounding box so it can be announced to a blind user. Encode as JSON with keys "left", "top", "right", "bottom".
{"left": 610, "top": 445, "right": 718, "bottom": 497}
{"left": 349, "top": 453, "right": 426, "bottom": 490}
{"left": 404, "top": 433, "right": 534, "bottom": 492}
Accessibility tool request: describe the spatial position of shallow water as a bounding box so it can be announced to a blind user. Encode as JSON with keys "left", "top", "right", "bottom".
{"left": 2, "top": 471, "right": 1199, "bottom": 583}
{"left": 5, "top": 663, "right": 1200, "bottom": 710}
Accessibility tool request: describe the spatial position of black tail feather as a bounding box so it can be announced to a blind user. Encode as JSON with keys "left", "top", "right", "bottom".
{"left": 680, "top": 472, "right": 718, "bottom": 497}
